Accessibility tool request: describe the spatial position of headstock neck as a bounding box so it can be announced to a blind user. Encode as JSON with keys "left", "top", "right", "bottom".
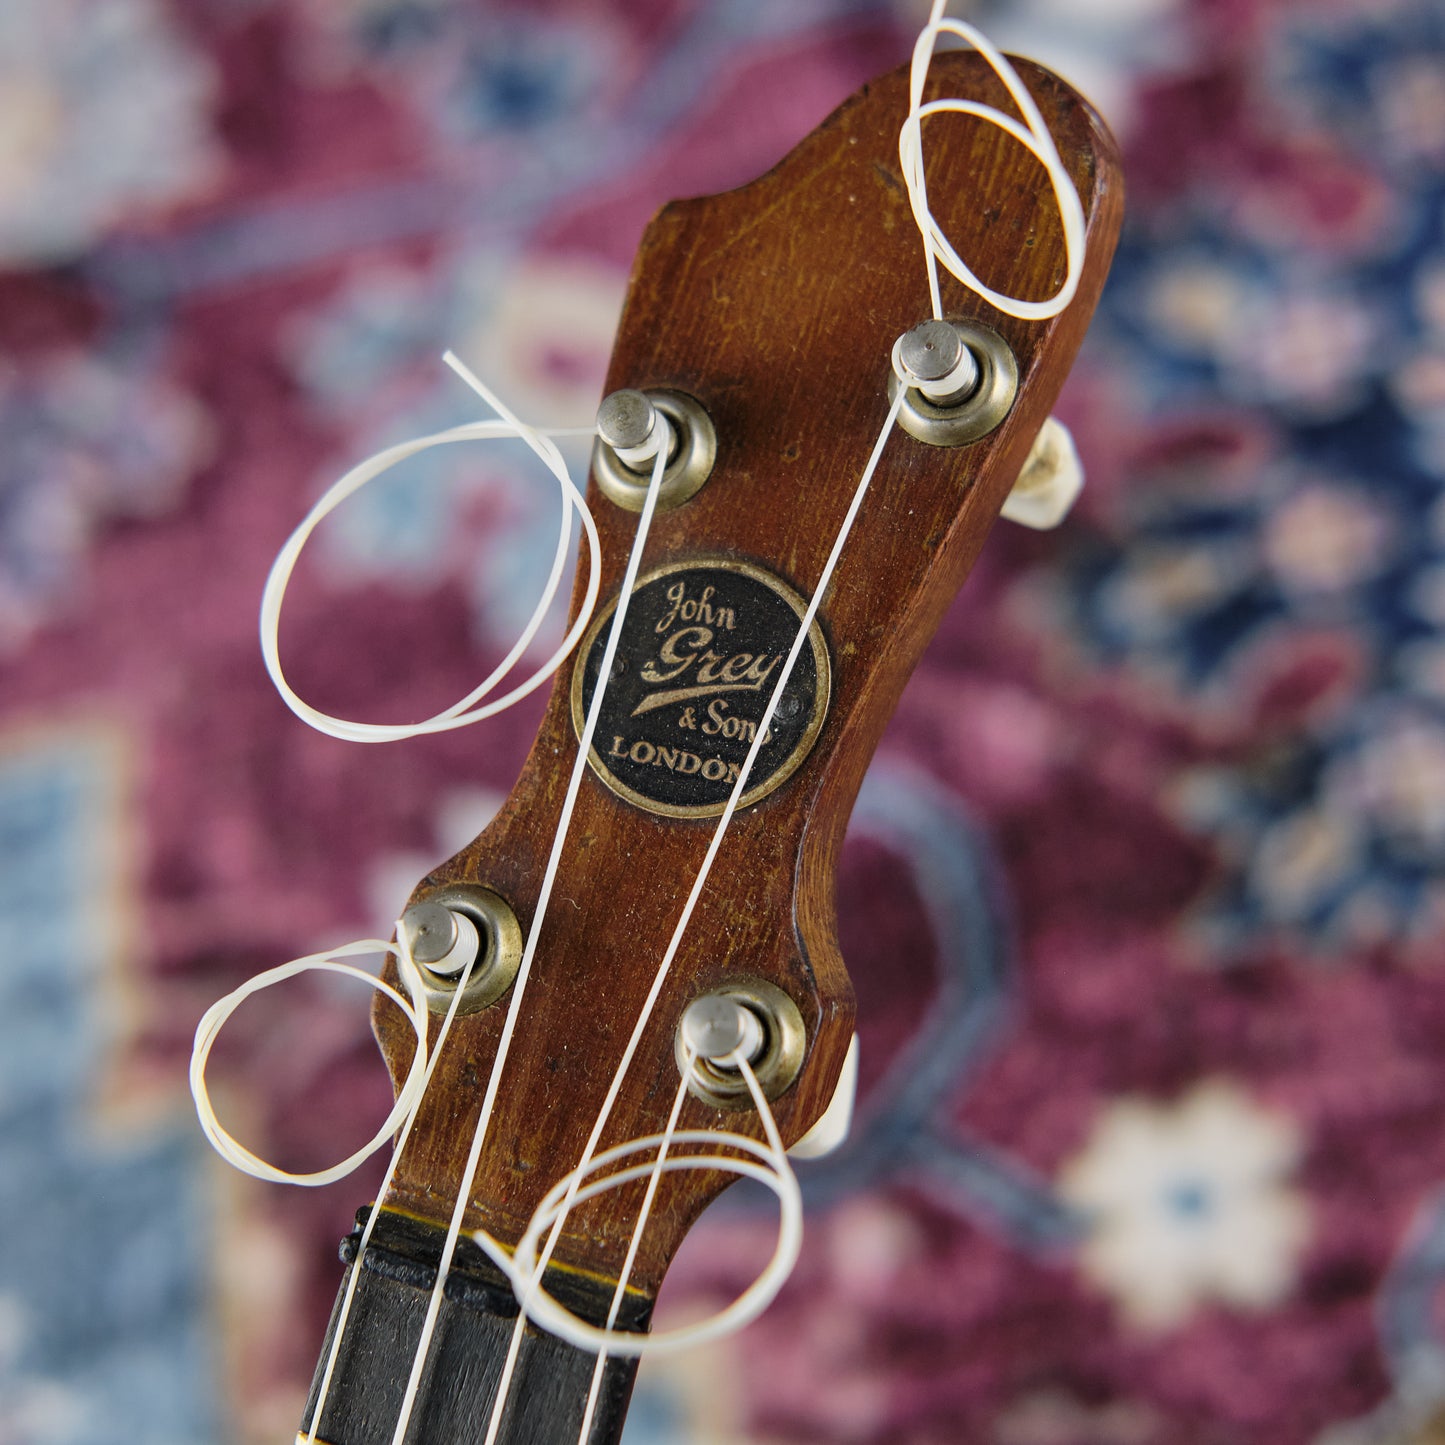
{"left": 371, "top": 47, "right": 1122, "bottom": 1300}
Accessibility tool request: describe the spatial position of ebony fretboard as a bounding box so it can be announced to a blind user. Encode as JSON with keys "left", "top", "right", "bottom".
{"left": 299, "top": 1208, "right": 650, "bottom": 1445}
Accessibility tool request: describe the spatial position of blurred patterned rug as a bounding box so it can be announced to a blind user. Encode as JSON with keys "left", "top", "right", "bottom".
{"left": 3, "top": 1, "right": 1445, "bottom": 1442}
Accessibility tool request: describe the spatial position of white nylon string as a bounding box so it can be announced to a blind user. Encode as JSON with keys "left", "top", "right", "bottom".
{"left": 385, "top": 427, "right": 673, "bottom": 1445}
{"left": 571, "top": 1046, "right": 799, "bottom": 1442}
{"left": 465, "top": 1051, "right": 800, "bottom": 1440}
{"left": 494, "top": 1052, "right": 801, "bottom": 1356}
{"left": 191, "top": 937, "right": 429, "bottom": 1187}
{"left": 258, "top": 352, "right": 602, "bottom": 744}
{"left": 577, "top": 1054, "right": 697, "bottom": 1437}
{"left": 901, "top": 1, "right": 1086, "bottom": 323}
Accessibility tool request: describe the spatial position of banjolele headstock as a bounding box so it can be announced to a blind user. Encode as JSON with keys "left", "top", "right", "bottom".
{"left": 300, "top": 46, "right": 1121, "bottom": 1445}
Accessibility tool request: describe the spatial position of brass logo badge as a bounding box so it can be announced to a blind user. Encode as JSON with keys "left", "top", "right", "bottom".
{"left": 570, "top": 559, "right": 831, "bottom": 818}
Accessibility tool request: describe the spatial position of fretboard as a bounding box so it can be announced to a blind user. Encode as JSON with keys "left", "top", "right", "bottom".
{"left": 299, "top": 1209, "right": 650, "bottom": 1445}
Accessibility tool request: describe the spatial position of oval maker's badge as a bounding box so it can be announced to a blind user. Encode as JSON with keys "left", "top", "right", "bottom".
{"left": 570, "top": 559, "right": 831, "bottom": 819}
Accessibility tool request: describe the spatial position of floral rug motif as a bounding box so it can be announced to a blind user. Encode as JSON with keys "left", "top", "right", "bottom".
{"left": 2, "top": 1, "right": 1443, "bottom": 1443}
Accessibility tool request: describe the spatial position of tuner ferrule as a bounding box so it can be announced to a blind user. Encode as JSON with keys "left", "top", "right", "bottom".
{"left": 591, "top": 389, "right": 716, "bottom": 513}
{"left": 675, "top": 980, "right": 805, "bottom": 1110}
{"left": 887, "top": 319, "right": 1019, "bottom": 448}
{"left": 399, "top": 885, "right": 524, "bottom": 1015}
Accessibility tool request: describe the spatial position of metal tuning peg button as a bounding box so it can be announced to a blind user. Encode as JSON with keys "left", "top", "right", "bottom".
{"left": 1001, "top": 415, "right": 1084, "bottom": 530}
{"left": 887, "top": 317, "right": 1019, "bottom": 449}
{"left": 592, "top": 386, "right": 716, "bottom": 513}
{"left": 400, "top": 900, "right": 478, "bottom": 978}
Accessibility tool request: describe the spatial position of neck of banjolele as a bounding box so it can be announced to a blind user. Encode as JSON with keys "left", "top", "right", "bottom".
{"left": 298, "top": 1208, "right": 649, "bottom": 1445}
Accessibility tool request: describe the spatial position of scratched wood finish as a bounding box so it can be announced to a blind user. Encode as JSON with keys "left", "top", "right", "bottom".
{"left": 372, "top": 51, "right": 1122, "bottom": 1297}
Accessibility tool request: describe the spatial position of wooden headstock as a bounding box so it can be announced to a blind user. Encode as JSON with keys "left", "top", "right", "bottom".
{"left": 368, "top": 45, "right": 1122, "bottom": 1305}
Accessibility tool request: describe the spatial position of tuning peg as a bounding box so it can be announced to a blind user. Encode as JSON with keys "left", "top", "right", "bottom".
{"left": 896, "top": 319, "right": 980, "bottom": 406}
{"left": 680, "top": 993, "right": 766, "bottom": 1065}
{"left": 788, "top": 1034, "right": 858, "bottom": 1159}
{"left": 1000, "top": 415, "right": 1084, "bottom": 530}
{"left": 596, "top": 388, "right": 674, "bottom": 472}
{"left": 675, "top": 981, "right": 805, "bottom": 1109}
{"left": 888, "top": 317, "right": 1019, "bottom": 448}
{"left": 400, "top": 900, "right": 480, "bottom": 978}
{"left": 397, "top": 885, "right": 524, "bottom": 1015}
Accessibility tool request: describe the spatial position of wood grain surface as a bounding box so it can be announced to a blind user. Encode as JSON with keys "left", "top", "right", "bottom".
{"left": 370, "top": 47, "right": 1123, "bottom": 1300}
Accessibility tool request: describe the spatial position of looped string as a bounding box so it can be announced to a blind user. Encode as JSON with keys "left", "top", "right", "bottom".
{"left": 190, "top": 937, "right": 430, "bottom": 1187}
{"left": 470, "top": 1047, "right": 802, "bottom": 1360}
{"left": 189, "top": 927, "right": 480, "bottom": 1445}
{"left": 899, "top": 1, "right": 1087, "bottom": 324}
{"left": 259, "top": 352, "right": 602, "bottom": 743}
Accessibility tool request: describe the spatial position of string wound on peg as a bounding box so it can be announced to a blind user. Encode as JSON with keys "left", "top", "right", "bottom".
{"left": 896, "top": 318, "right": 980, "bottom": 406}
{"left": 596, "top": 389, "right": 675, "bottom": 472}
{"left": 674, "top": 981, "right": 805, "bottom": 1110}
{"left": 400, "top": 901, "right": 479, "bottom": 979}
{"left": 679, "top": 994, "right": 766, "bottom": 1067}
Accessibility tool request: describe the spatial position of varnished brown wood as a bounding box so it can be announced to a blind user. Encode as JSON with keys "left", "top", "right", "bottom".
{"left": 370, "top": 50, "right": 1122, "bottom": 1300}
